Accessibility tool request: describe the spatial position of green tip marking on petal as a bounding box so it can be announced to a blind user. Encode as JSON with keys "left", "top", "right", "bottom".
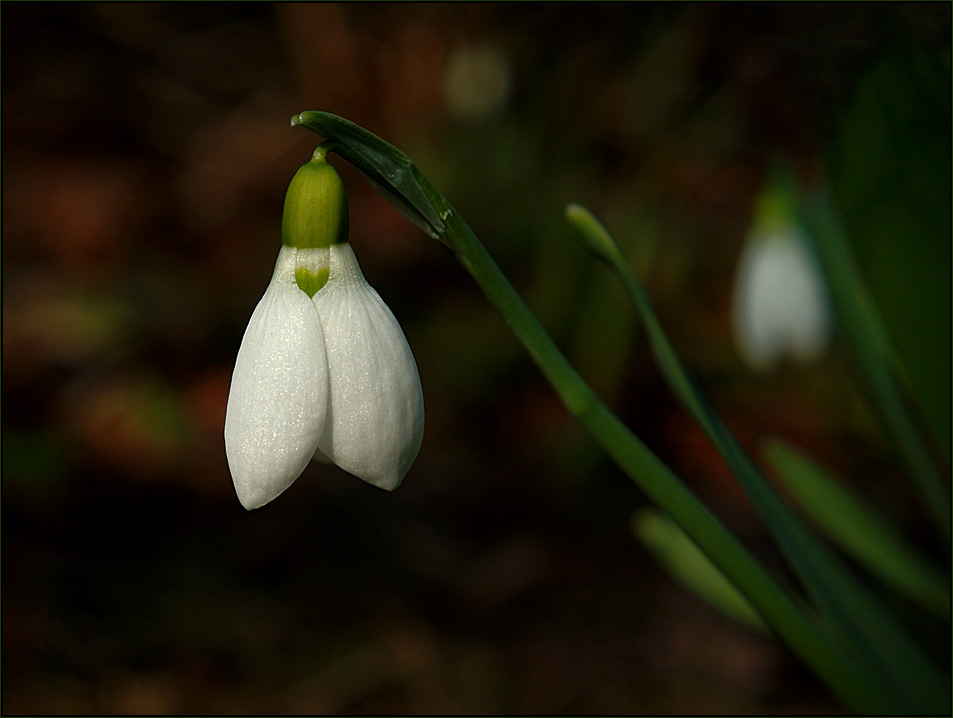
{"left": 282, "top": 147, "right": 350, "bottom": 249}
{"left": 295, "top": 266, "right": 330, "bottom": 298}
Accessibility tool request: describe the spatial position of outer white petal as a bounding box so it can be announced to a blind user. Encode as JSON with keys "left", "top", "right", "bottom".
{"left": 312, "top": 243, "right": 424, "bottom": 491}
{"left": 732, "top": 228, "right": 829, "bottom": 371}
{"left": 225, "top": 246, "right": 328, "bottom": 509}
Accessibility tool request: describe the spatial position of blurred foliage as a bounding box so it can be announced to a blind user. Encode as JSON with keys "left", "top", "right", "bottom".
{"left": 2, "top": 3, "right": 949, "bottom": 714}
{"left": 765, "top": 439, "right": 949, "bottom": 619}
{"left": 632, "top": 509, "right": 768, "bottom": 635}
{"left": 827, "top": 46, "right": 952, "bottom": 460}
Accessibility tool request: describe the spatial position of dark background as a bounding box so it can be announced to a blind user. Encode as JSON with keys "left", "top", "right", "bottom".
{"left": 3, "top": 3, "right": 949, "bottom": 714}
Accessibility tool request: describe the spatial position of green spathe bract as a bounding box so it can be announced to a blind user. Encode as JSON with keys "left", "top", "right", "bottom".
{"left": 282, "top": 145, "right": 349, "bottom": 251}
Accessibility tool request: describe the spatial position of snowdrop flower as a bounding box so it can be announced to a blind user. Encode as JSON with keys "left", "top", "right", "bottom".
{"left": 224, "top": 146, "right": 424, "bottom": 509}
{"left": 732, "top": 188, "right": 831, "bottom": 371}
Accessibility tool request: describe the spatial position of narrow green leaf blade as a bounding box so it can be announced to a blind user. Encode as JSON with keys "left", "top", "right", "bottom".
{"left": 633, "top": 508, "right": 770, "bottom": 634}
{"left": 764, "top": 439, "right": 950, "bottom": 619}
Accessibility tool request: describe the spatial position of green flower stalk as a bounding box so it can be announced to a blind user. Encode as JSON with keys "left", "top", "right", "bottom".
{"left": 282, "top": 111, "right": 948, "bottom": 715}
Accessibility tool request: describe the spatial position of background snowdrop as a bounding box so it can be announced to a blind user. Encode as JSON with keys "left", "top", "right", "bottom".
{"left": 733, "top": 189, "right": 831, "bottom": 371}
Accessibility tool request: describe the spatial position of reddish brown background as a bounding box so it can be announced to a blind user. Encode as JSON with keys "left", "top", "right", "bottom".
{"left": 3, "top": 3, "right": 948, "bottom": 714}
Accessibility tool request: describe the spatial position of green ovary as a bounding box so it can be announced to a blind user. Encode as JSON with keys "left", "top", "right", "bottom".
{"left": 281, "top": 149, "right": 349, "bottom": 249}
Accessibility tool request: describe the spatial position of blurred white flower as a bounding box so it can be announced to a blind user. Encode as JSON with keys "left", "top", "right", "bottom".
{"left": 443, "top": 43, "right": 511, "bottom": 121}
{"left": 224, "top": 149, "right": 424, "bottom": 510}
{"left": 732, "top": 194, "right": 831, "bottom": 371}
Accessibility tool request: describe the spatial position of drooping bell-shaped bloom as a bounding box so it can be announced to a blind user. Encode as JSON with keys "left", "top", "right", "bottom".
{"left": 732, "top": 187, "right": 831, "bottom": 371}
{"left": 224, "top": 146, "right": 424, "bottom": 509}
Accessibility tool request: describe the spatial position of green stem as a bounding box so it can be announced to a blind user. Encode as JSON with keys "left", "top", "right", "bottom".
{"left": 441, "top": 207, "right": 882, "bottom": 714}
{"left": 288, "top": 111, "right": 916, "bottom": 713}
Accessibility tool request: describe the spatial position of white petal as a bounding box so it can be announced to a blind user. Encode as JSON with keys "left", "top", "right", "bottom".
{"left": 225, "top": 246, "right": 328, "bottom": 509}
{"left": 773, "top": 233, "right": 830, "bottom": 363}
{"left": 312, "top": 243, "right": 424, "bottom": 490}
